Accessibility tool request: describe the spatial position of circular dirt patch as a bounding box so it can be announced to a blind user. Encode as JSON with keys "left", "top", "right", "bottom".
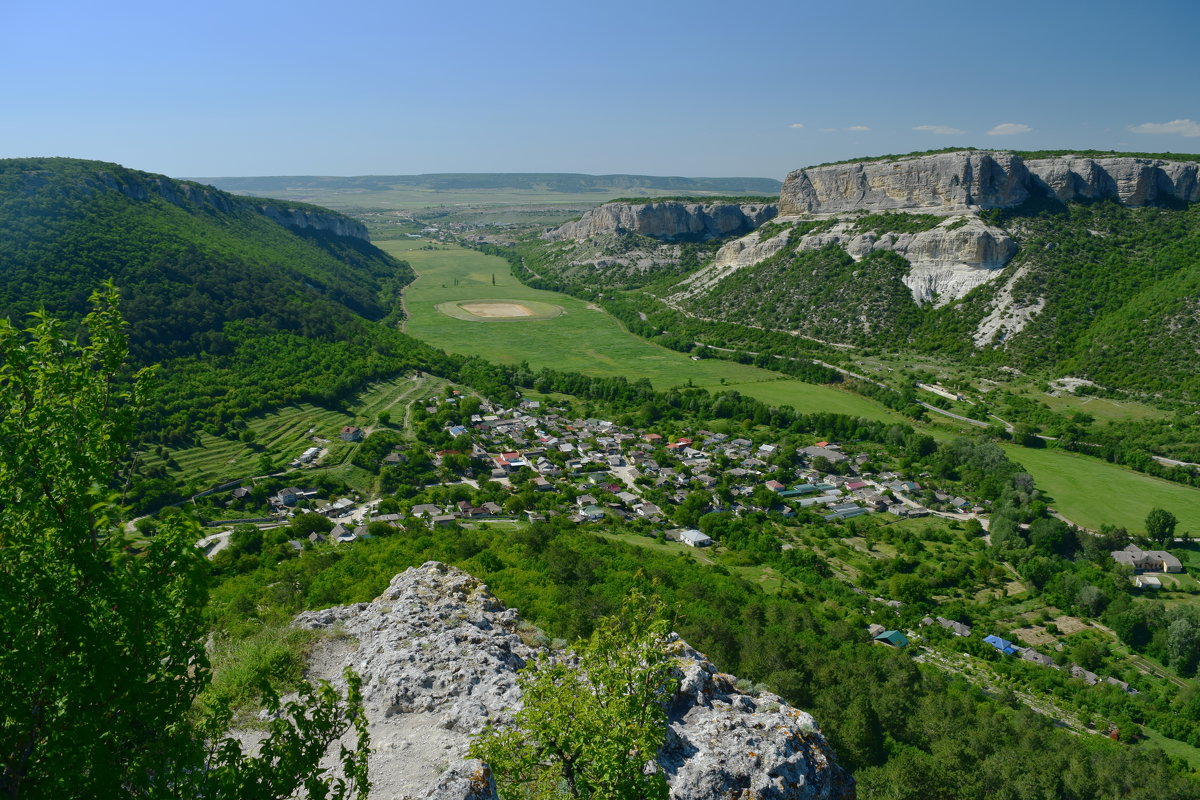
{"left": 436, "top": 299, "right": 564, "bottom": 322}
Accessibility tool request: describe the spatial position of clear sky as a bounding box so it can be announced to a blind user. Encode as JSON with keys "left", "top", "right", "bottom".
{"left": 3, "top": 0, "right": 1197, "bottom": 180}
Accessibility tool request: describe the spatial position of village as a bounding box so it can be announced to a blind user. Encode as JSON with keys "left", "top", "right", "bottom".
{"left": 244, "top": 393, "right": 988, "bottom": 544}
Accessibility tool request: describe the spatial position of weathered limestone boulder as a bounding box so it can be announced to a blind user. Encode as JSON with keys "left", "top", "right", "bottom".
{"left": 779, "top": 151, "right": 1030, "bottom": 216}
{"left": 294, "top": 561, "right": 854, "bottom": 800}
{"left": 545, "top": 201, "right": 777, "bottom": 242}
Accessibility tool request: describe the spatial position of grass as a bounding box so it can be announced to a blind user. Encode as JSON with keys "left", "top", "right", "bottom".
{"left": 383, "top": 239, "right": 908, "bottom": 423}
{"left": 1138, "top": 725, "right": 1200, "bottom": 771}
{"left": 719, "top": 379, "right": 906, "bottom": 424}
{"left": 1001, "top": 444, "right": 1200, "bottom": 534}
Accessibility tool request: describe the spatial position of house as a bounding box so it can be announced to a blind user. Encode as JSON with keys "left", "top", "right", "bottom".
{"left": 430, "top": 515, "right": 457, "bottom": 528}
{"left": 635, "top": 502, "right": 662, "bottom": 518}
{"left": 340, "top": 426, "right": 363, "bottom": 442}
{"left": 410, "top": 503, "right": 442, "bottom": 517}
{"left": 581, "top": 505, "right": 605, "bottom": 522}
{"left": 1021, "top": 649, "right": 1055, "bottom": 667}
{"left": 765, "top": 479, "right": 786, "bottom": 492}
{"left": 1070, "top": 665, "right": 1101, "bottom": 685}
{"left": 231, "top": 486, "right": 252, "bottom": 500}
{"left": 276, "top": 487, "right": 301, "bottom": 507}
{"left": 1135, "top": 575, "right": 1163, "bottom": 589}
{"left": 983, "top": 635, "right": 1018, "bottom": 655}
{"left": 873, "top": 630, "right": 909, "bottom": 648}
{"left": 799, "top": 445, "right": 848, "bottom": 464}
{"left": 1111, "top": 544, "right": 1183, "bottom": 573}
{"left": 935, "top": 616, "right": 972, "bottom": 637}
{"left": 679, "top": 529, "right": 713, "bottom": 548}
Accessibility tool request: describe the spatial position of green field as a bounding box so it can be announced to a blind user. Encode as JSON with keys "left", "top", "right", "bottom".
{"left": 718, "top": 380, "right": 908, "bottom": 424}
{"left": 384, "top": 239, "right": 904, "bottom": 423}
{"left": 1001, "top": 444, "right": 1200, "bottom": 534}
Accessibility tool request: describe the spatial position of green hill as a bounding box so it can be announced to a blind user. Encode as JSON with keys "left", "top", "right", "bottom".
{"left": 0, "top": 158, "right": 454, "bottom": 441}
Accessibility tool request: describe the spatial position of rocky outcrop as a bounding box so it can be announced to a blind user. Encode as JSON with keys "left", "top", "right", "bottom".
{"left": 795, "top": 217, "right": 1016, "bottom": 304}
{"left": 779, "top": 151, "right": 1031, "bottom": 216}
{"left": 1026, "top": 156, "right": 1200, "bottom": 206}
{"left": 93, "top": 169, "right": 237, "bottom": 214}
{"left": 545, "top": 201, "right": 777, "bottom": 242}
{"left": 293, "top": 561, "right": 853, "bottom": 800}
{"left": 254, "top": 202, "right": 370, "bottom": 240}
{"left": 671, "top": 226, "right": 797, "bottom": 301}
{"left": 780, "top": 151, "right": 1200, "bottom": 217}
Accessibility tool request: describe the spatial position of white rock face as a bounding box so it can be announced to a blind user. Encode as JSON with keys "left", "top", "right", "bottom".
{"left": 793, "top": 217, "right": 1016, "bottom": 304}
{"left": 779, "top": 151, "right": 1031, "bottom": 216}
{"left": 972, "top": 265, "right": 1045, "bottom": 347}
{"left": 545, "top": 202, "right": 777, "bottom": 242}
{"left": 1026, "top": 156, "right": 1200, "bottom": 206}
{"left": 293, "top": 561, "right": 852, "bottom": 800}
{"left": 780, "top": 151, "right": 1200, "bottom": 217}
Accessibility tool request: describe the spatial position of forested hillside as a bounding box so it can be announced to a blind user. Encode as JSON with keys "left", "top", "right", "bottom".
{"left": 0, "top": 158, "right": 451, "bottom": 440}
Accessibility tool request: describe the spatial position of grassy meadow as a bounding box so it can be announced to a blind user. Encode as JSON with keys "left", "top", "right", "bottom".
{"left": 1001, "top": 444, "right": 1200, "bottom": 535}
{"left": 383, "top": 239, "right": 906, "bottom": 423}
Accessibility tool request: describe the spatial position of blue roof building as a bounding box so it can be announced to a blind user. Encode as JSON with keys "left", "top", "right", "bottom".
{"left": 983, "top": 634, "right": 1018, "bottom": 655}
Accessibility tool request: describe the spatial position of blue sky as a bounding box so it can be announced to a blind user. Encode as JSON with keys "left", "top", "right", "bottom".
{"left": 2, "top": 0, "right": 1197, "bottom": 179}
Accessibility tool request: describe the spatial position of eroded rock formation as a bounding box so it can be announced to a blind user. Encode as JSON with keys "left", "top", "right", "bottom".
{"left": 545, "top": 201, "right": 777, "bottom": 242}
{"left": 293, "top": 561, "right": 854, "bottom": 800}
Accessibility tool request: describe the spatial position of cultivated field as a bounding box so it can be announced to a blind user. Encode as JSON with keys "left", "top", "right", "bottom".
{"left": 140, "top": 374, "right": 441, "bottom": 491}
{"left": 437, "top": 299, "right": 564, "bottom": 321}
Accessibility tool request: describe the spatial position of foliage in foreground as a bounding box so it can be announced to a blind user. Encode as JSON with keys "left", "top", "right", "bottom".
{"left": 0, "top": 288, "right": 368, "bottom": 799}
{"left": 470, "top": 594, "right": 677, "bottom": 799}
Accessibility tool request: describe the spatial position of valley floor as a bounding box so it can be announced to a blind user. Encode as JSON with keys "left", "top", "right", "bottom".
{"left": 381, "top": 237, "right": 1200, "bottom": 538}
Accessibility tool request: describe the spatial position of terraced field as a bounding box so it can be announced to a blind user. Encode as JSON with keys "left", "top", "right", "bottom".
{"left": 140, "top": 374, "right": 442, "bottom": 491}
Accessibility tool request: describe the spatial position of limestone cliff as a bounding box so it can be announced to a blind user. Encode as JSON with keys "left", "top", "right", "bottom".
{"left": 1025, "top": 156, "right": 1200, "bottom": 206}
{"left": 253, "top": 201, "right": 370, "bottom": 240}
{"left": 794, "top": 217, "right": 1017, "bottom": 305}
{"left": 545, "top": 201, "right": 777, "bottom": 242}
{"left": 779, "top": 151, "right": 1200, "bottom": 216}
{"left": 779, "top": 151, "right": 1030, "bottom": 216}
{"left": 293, "top": 562, "right": 854, "bottom": 800}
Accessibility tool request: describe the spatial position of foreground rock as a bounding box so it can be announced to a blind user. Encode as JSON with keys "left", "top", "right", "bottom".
{"left": 294, "top": 561, "right": 853, "bottom": 800}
